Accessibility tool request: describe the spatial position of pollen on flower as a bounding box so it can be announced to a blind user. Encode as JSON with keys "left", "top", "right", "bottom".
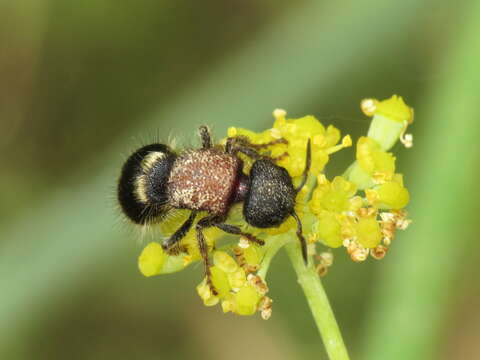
{"left": 259, "top": 296, "right": 273, "bottom": 320}
{"left": 400, "top": 131, "right": 413, "bottom": 148}
{"left": 238, "top": 237, "right": 250, "bottom": 249}
{"left": 315, "top": 251, "right": 334, "bottom": 277}
{"left": 370, "top": 245, "right": 388, "bottom": 260}
{"left": 346, "top": 242, "right": 369, "bottom": 262}
{"left": 247, "top": 274, "right": 269, "bottom": 295}
{"left": 342, "top": 134, "right": 353, "bottom": 147}
{"left": 273, "top": 108, "right": 287, "bottom": 121}
{"left": 326, "top": 134, "right": 353, "bottom": 155}
{"left": 360, "top": 98, "right": 379, "bottom": 117}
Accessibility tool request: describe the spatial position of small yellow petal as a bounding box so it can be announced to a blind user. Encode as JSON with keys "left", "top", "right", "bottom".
{"left": 310, "top": 176, "right": 357, "bottom": 214}
{"left": 243, "top": 245, "right": 263, "bottom": 266}
{"left": 357, "top": 137, "right": 396, "bottom": 176}
{"left": 375, "top": 95, "right": 413, "bottom": 124}
{"left": 213, "top": 251, "right": 239, "bottom": 273}
{"left": 376, "top": 181, "right": 410, "bottom": 209}
{"left": 234, "top": 285, "right": 260, "bottom": 316}
{"left": 356, "top": 217, "right": 382, "bottom": 248}
{"left": 228, "top": 268, "right": 247, "bottom": 289}
{"left": 138, "top": 242, "right": 166, "bottom": 277}
{"left": 312, "top": 213, "right": 343, "bottom": 248}
{"left": 210, "top": 266, "right": 231, "bottom": 298}
{"left": 196, "top": 279, "right": 219, "bottom": 306}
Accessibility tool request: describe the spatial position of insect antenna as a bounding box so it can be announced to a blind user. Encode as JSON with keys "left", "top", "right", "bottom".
{"left": 295, "top": 138, "right": 311, "bottom": 193}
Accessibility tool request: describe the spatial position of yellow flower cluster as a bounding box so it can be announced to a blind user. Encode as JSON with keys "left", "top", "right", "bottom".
{"left": 136, "top": 94, "right": 413, "bottom": 317}
{"left": 309, "top": 175, "right": 362, "bottom": 248}
{"left": 197, "top": 248, "right": 272, "bottom": 319}
{"left": 228, "top": 109, "right": 351, "bottom": 177}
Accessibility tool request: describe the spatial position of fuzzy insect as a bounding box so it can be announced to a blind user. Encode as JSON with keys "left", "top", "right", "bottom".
{"left": 117, "top": 126, "right": 310, "bottom": 293}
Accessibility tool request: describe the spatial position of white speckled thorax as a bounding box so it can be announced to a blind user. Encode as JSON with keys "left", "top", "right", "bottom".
{"left": 167, "top": 148, "right": 241, "bottom": 214}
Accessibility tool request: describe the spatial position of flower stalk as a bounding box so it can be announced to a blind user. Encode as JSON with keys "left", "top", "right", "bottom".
{"left": 286, "top": 241, "right": 350, "bottom": 360}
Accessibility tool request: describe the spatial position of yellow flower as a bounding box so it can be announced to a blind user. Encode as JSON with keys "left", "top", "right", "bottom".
{"left": 228, "top": 110, "right": 351, "bottom": 177}
{"left": 362, "top": 95, "right": 414, "bottom": 151}
{"left": 366, "top": 174, "right": 410, "bottom": 210}
{"left": 210, "top": 266, "right": 231, "bottom": 297}
{"left": 243, "top": 245, "right": 263, "bottom": 267}
{"left": 213, "top": 251, "right": 239, "bottom": 273}
{"left": 355, "top": 215, "right": 382, "bottom": 248}
{"left": 196, "top": 279, "right": 219, "bottom": 306}
{"left": 233, "top": 285, "right": 262, "bottom": 316}
{"left": 310, "top": 175, "right": 360, "bottom": 215}
{"left": 228, "top": 268, "right": 247, "bottom": 289}
{"left": 311, "top": 212, "right": 344, "bottom": 248}
{"left": 272, "top": 112, "right": 351, "bottom": 177}
{"left": 356, "top": 137, "right": 396, "bottom": 177}
{"left": 197, "top": 255, "right": 266, "bottom": 317}
{"left": 373, "top": 95, "right": 413, "bottom": 124}
{"left": 138, "top": 242, "right": 191, "bottom": 276}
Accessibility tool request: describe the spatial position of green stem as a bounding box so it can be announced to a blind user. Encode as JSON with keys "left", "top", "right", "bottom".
{"left": 285, "top": 242, "right": 350, "bottom": 360}
{"left": 257, "top": 235, "right": 292, "bottom": 280}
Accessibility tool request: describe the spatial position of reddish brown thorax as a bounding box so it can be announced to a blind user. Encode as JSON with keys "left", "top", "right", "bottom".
{"left": 167, "top": 148, "right": 242, "bottom": 214}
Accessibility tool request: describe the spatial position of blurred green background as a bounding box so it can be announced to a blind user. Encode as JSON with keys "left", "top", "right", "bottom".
{"left": 1, "top": 1, "right": 479, "bottom": 359}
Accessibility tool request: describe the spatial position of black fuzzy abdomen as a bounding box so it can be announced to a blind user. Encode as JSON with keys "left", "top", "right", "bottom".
{"left": 117, "top": 144, "right": 176, "bottom": 224}
{"left": 243, "top": 159, "right": 295, "bottom": 228}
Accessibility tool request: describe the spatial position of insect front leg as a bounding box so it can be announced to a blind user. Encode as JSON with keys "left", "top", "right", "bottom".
{"left": 198, "top": 125, "right": 213, "bottom": 149}
{"left": 214, "top": 223, "right": 265, "bottom": 246}
{"left": 161, "top": 211, "right": 197, "bottom": 255}
{"left": 195, "top": 214, "right": 223, "bottom": 295}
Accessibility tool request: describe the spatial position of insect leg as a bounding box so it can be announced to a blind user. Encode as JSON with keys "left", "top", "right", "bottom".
{"left": 161, "top": 211, "right": 197, "bottom": 255}
{"left": 198, "top": 125, "right": 213, "bottom": 149}
{"left": 225, "top": 137, "right": 263, "bottom": 160}
{"left": 248, "top": 138, "right": 288, "bottom": 149}
{"left": 214, "top": 223, "right": 265, "bottom": 246}
{"left": 291, "top": 211, "right": 308, "bottom": 265}
{"left": 195, "top": 214, "right": 222, "bottom": 295}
